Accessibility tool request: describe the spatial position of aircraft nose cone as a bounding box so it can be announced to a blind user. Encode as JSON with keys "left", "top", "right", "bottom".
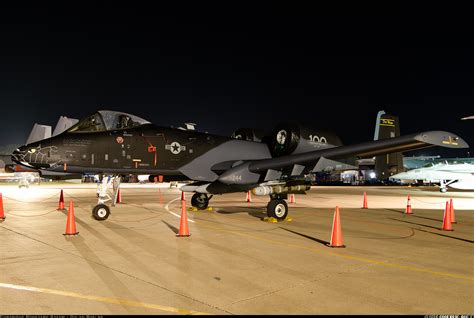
{"left": 11, "top": 145, "right": 42, "bottom": 168}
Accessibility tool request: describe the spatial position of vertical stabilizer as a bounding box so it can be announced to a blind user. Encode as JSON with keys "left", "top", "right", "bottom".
{"left": 52, "top": 116, "right": 79, "bottom": 136}
{"left": 26, "top": 124, "right": 52, "bottom": 144}
{"left": 373, "top": 110, "right": 386, "bottom": 141}
{"left": 374, "top": 111, "right": 404, "bottom": 179}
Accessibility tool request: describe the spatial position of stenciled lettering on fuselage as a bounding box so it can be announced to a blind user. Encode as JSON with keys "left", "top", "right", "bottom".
{"left": 165, "top": 141, "right": 186, "bottom": 155}
{"left": 308, "top": 135, "right": 327, "bottom": 143}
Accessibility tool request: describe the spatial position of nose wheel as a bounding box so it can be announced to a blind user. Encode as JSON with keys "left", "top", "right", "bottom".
{"left": 92, "top": 204, "right": 110, "bottom": 221}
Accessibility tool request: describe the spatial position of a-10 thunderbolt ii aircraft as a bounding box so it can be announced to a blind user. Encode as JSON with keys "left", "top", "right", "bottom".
{"left": 11, "top": 110, "right": 469, "bottom": 221}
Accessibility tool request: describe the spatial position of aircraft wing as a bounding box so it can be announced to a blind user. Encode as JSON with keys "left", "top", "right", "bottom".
{"left": 218, "top": 131, "right": 469, "bottom": 185}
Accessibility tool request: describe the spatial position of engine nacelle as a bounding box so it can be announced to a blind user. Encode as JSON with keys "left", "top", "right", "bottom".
{"left": 268, "top": 122, "right": 343, "bottom": 157}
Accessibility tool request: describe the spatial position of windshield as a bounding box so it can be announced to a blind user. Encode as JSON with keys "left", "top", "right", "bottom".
{"left": 67, "top": 113, "right": 106, "bottom": 133}
{"left": 67, "top": 110, "right": 150, "bottom": 133}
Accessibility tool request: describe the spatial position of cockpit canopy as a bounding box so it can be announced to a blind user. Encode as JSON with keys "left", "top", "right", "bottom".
{"left": 67, "top": 110, "right": 150, "bottom": 133}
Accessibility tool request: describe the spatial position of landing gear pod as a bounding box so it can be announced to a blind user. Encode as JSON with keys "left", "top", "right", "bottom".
{"left": 191, "top": 193, "right": 210, "bottom": 210}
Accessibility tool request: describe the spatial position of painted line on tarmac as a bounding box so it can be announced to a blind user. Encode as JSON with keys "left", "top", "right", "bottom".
{"left": 165, "top": 198, "right": 196, "bottom": 223}
{"left": 162, "top": 197, "right": 473, "bottom": 281}
{"left": 325, "top": 253, "right": 474, "bottom": 281}
{"left": 0, "top": 282, "right": 208, "bottom": 315}
{"left": 195, "top": 221, "right": 474, "bottom": 282}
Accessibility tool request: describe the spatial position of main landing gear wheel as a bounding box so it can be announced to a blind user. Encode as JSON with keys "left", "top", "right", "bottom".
{"left": 92, "top": 204, "right": 110, "bottom": 221}
{"left": 267, "top": 199, "right": 288, "bottom": 221}
{"left": 191, "top": 193, "right": 209, "bottom": 210}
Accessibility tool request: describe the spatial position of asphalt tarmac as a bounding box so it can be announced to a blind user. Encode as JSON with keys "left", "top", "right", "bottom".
{"left": 0, "top": 183, "right": 473, "bottom": 314}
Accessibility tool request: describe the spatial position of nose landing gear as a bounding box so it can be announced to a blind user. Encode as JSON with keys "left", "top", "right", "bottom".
{"left": 92, "top": 175, "right": 121, "bottom": 220}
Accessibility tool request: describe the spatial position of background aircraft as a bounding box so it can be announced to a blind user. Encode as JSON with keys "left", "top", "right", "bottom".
{"left": 11, "top": 110, "right": 469, "bottom": 221}
{"left": 390, "top": 162, "right": 474, "bottom": 192}
{"left": 402, "top": 155, "right": 474, "bottom": 170}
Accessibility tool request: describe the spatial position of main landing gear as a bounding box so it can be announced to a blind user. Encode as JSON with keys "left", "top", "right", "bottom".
{"left": 92, "top": 175, "right": 121, "bottom": 220}
{"left": 266, "top": 193, "right": 288, "bottom": 221}
{"left": 191, "top": 193, "right": 213, "bottom": 210}
{"left": 439, "top": 179, "right": 456, "bottom": 193}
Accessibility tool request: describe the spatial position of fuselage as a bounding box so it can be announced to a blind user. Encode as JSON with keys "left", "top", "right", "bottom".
{"left": 12, "top": 124, "right": 259, "bottom": 176}
{"left": 11, "top": 110, "right": 343, "bottom": 188}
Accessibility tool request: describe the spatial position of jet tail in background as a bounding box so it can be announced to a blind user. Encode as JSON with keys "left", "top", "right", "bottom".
{"left": 373, "top": 110, "right": 404, "bottom": 179}
{"left": 52, "top": 116, "right": 79, "bottom": 137}
{"left": 25, "top": 116, "right": 79, "bottom": 145}
{"left": 26, "top": 124, "right": 52, "bottom": 144}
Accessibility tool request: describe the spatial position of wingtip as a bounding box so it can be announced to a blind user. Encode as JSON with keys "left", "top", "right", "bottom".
{"left": 415, "top": 131, "right": 469, "bottom": 149}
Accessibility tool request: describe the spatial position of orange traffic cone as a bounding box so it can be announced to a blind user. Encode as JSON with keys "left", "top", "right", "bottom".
{"left": 158, "top": 188, "right": 163, "bottom": 204}
{"left": 246, "top": 190, "right": 252, "bottom": 203}
{"left": 177, "top": 193, "right": 190, "bottom": 237}
{"left": 289, "top": 194, "right": 296, "bottom": 204}
{"left": 328, "top": 206, "right": 345, "bottom": 248}
{"left": 449, "top": 198, "right": 456, "bottom": 223}
{"left": 362, "top": 192, "right": 368, "bottom": 209}
{"left": 58, "top": 189, "right": 65, "bottom": 210}
{"left": 405, "top": 195, "right": 412, "bottom": 214}
{"left": 117, "top": 189, "right": 122, "bottom": 204}
{"left": 64, "top": 201, "right": 79, "bottom": 236}
{"left": 441, "top": 201, "right": 453, "bottom": 231}
{"left": 0, "top": 193, "right": 5, "bottom": 221}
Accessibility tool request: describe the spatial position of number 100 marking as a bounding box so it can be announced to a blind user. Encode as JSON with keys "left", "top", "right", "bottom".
{"left": 309, "top": 135, "right": 327, "bottom": 143}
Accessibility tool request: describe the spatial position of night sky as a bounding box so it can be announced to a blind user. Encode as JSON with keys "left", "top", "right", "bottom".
{"left": 0, "top": 4, "right": 472, "bottom": 157}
